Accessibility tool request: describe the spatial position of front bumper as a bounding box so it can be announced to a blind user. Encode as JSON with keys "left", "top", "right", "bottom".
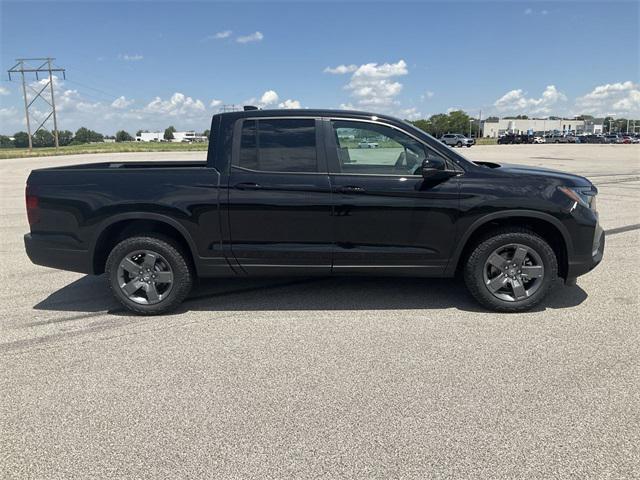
{"left": 24, "top": 233, "right": 92, "bottom": 274}
{"left": 566, "top": 224, "right": 605, "bottom": 279}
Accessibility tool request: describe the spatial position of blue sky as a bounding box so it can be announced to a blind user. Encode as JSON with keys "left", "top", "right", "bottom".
{"left": 1, "top": 0, "right": 638, "bottom": 134}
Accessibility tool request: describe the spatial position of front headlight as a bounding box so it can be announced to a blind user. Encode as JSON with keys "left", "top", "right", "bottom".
{"left": 558, "top": 186, "right": 598, "bottom": 212}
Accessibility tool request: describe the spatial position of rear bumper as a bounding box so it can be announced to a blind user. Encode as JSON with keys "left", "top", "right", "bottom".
{"left": 567, "top": 225, "right": 605, "bottom": 278}
{"left": 24, "top": 233, "right": 92, "bottom": 274}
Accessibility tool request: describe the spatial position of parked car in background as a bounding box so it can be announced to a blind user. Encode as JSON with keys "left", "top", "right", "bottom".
{"left": 498, "top": 134, "right": 532, "bottom": 145}
{"left": 604, "top": 134, "right": 621, "bottom": 144}
{"left": 23, "top": 108, "right": 604, "bottom": 314}
{"left": 440, "top": 133, "right": 474, "bottom": 148}
{"left": 532, "top": 136, "right": 545, "bottom": 144}
{"left": 545, "top": 134, "right": 569, "bottom": 144}
{"left": 358, "top": 140, "right": 379, "bottom": 148}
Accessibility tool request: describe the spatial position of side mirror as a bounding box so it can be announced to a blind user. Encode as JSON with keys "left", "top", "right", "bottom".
{"left": 421, "top": 157, "right": 446, "bottom": 178}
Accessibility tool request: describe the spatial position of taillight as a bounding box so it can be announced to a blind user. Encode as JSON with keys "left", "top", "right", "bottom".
{"left": 25, "top": 186, "right": 39, "bottom": 226}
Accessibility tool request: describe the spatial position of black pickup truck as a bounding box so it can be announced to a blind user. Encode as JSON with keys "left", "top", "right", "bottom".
{"left": 25, "top": 108, "right": 604, "bottom": 314}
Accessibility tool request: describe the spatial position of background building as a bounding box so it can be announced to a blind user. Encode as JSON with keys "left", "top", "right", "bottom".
{"left": 136, "top": 131, "right": 207, "bottom": 142}
{"left": 482, "top": 118, "right": 604, "bottom": 138}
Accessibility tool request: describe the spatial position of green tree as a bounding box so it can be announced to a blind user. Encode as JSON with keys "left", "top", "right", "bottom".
{"left": 164, "top": 126, "right": 176, "bottom": 141}
{"left": 429, "top": 114, "right": 450, "bottom": 137}
{"left": 116, "top": 130, "right": 134, "bottom": 142}
{"left": 73, "top": 127, "right": 104, "bottom": 144}
{"left": 203, "top": 129, "right": 210, "bottom": 140}
{"left": 410, "top": 119, "right": 431, "bottom": 135}
{"left": 0, "top": 135, "right": 13, "bottom": 148}
{"left": 33, "top": 129, "right": 55, "bottom": 148}
{"left": 135, "top": 129, "right": 143, "bottom": 137}
{"left": 13, "top": 131, "right": 30, "bottom": 148}
{"left": 57, "top": 130, "right": 74, "bottom": 146}
{"left": 447, "top": 110, "right": 472, "bottom": 135}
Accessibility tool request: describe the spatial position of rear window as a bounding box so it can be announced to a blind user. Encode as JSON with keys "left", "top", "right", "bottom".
{"left": 236, "top": 118, "right": 317, "bottom": 172}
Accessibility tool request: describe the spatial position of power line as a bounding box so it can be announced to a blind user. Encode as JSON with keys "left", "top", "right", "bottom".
{"left": 7, "top": 58, "right": 65, "bottom": 151}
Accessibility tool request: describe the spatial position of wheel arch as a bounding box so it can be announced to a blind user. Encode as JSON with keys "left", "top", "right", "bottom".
{"left": 91, "top": 213, "right": 199, "bottom": 275}
{"left": 448, "top": 210, "right": 572, "bottom": 279}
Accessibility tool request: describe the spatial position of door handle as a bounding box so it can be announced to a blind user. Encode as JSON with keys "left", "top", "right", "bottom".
{"left": 234, "top": 182, "right": 262, "bottom": 190}
{"left": 336, "top": 185, "right": 365, "bottom": 193}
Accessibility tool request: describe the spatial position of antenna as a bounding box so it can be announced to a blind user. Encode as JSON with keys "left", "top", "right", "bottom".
{"left": 7, "top": 57, "right": 66, "bottom": 151}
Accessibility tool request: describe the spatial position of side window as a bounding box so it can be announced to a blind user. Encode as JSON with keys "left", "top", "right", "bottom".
{"left": 331, "top": 120, "right": 444, "bottom": 175}
{"left": 236, "top": 118, "right": 317, "bottom": 172}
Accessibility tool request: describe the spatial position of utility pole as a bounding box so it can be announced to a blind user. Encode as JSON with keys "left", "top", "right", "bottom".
{"left": 7, "top": 58, "right": 66, "bottom": 151}
{"left": 477, "top": 110, "right": 482, "bottom": 138}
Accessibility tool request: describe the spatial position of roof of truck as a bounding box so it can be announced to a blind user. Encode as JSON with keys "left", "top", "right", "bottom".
{"left": 214, "top": 108, "right": 405, "bottom": 123}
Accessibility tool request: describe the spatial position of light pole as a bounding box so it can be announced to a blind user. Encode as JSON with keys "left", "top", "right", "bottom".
{"left": 469, "top": 119, "right": 472, "bottom": 138}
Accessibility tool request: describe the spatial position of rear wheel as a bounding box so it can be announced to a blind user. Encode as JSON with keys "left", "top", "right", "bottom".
{"left": 456, "top": 141, "right": 463, "bottom": 147}
{"left": 106, "top": 235, "right": 193, "bottom": 315}
{"left": 464, "top": 228, "right": 558, "bottom": 312}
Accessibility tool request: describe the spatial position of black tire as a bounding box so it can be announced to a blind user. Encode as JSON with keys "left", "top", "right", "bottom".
{"left": 106, "top": 235, "right": 193, "bottom": 315}
{"left": 466, "top": 144, "right": 472, "bottom": 148}
{"left": 456, "top": 141, "right": 463, "bottom": 147}
{"left": 463, "top": 228, "right": 558, "bottom": 312}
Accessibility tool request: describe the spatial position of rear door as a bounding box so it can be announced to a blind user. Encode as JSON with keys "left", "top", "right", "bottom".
{"left": 227, "top": 117, "right": 333, "bottom": 275}
{"left": 325, "top": 118, "right": 460, "bottom": 275}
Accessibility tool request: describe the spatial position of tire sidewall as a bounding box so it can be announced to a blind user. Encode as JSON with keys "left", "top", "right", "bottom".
{"left": 106, "top": 236, "right": 192, "bottom": 315}
{"left": 465, "top": 232, "right": 558, "bottom": 311}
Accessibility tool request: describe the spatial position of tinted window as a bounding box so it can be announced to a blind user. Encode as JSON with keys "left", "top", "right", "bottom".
{"left": 237, "top": 118, "right": 317, "bottom": 172}
{"left": 239, "top": 120, "right": 259, "bottom": 170}
{"left": 331, "top": 120, "right": 444, "bottom": 175}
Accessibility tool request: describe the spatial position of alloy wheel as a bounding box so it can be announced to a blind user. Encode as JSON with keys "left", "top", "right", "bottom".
{"left": 116, "top": 250, "right": 174, "bottom": 305}
{"left": 482, "top": 243, "right": 545, "bottom": 302}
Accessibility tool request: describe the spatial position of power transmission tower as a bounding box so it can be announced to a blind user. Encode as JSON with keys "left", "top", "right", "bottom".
{"left": 7, "top": 58, "right": 66, "bottom": 151}
{"left": 219, "top": 104, "right": 241, "bottom": 113}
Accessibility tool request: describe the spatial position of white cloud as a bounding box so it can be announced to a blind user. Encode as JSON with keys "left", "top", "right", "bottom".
{"left": 524, "top": 8, "right": 533, "bottom": 14}
{"left": 144, "top": 92, "right": 206, "bottom": 116}
{"left": 420, "top": 91, "right": 435, "bottom": 101}
{"left": 0, "top": 86, "right": 9, "bottom": 96}
{"left": 541, "top": 9, "right": 548, "bottom": 15}
{"left": 0, "top": 107, "right": 18, "bottom": 120}
{"left": 278, "top": 99, "right": 301, "bottom": 109}
{"left": 119, "top": 54, "right": 144, "bottom": 62}
{"left": 575, "top": 81, "right": 640, "bottom": 116}
{"left": 259, "top": 90, "right": 279, "bottom": 107}
{"left": 236, "top": 31, "right": 264, "bottom": 43}
{"left": 210, "top": 99, "right": 222, "bottom": 108}
{"left": 398, "top": 107, "right": 422, "bottom": 120}
{"left": 213, "top": 30, "right": 232, "bottom": 39}
{"left": 494, "top": 85, "right": 567, "bottom": 114}
{"left": 324, "top": 64, "right": 358, "bottom": 74}
{"left": 111, "top": 96, "right": 134, "bottom": 109}
{"left": 325, "top": 60, "right": 408, "bottom": 109}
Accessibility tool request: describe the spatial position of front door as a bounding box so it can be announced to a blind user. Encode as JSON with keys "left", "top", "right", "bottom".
{"left": 227, "top": 117, "right": 332, "bottom": 275}
{"left": 326, "top": 118, "right": 460, "bottom": 275}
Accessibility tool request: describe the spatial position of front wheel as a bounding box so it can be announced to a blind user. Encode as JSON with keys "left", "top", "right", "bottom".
{"left": 464, "top": 228, "right": 558, "bottom": 312}
{"left": 456, "top": 141, "right": 463, "bottom": 147}
{"left": 106, "top": 235, "right": 193, "bottom": 315}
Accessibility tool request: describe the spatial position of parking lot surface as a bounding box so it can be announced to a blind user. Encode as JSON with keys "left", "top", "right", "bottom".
{"left": 1, "top": 145, "right": 639, "bottom": 478}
